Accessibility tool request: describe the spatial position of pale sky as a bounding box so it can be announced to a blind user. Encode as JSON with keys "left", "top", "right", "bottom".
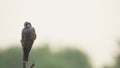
{"left": 0, "top": 0, "right": 120, "bottom": 68}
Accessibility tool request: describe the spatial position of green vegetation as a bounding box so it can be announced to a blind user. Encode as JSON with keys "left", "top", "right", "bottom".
{"left": 115, "top": 54, "right": 120, "bottom": 68}
{"left": 0, "top": 44, "right": 92, "bottom": 68}
{"left": 114, "top": 41, "right": 120, "bottom": 68}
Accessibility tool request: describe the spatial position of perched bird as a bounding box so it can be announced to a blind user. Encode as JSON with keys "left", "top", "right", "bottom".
{"left": 21, "top": 22, "right": 36, "bottom": 63}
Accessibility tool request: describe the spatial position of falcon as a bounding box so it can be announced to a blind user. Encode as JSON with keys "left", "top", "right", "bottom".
{"left": 21, "top": 22, "right": 36, "bottom": 63}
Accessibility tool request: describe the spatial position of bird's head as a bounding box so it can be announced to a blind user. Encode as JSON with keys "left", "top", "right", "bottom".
{"left": 24, "top": 22, "right": 31, "bottom": 28}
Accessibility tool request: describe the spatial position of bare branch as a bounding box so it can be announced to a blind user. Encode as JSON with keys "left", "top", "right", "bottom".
{"left": 30, "top": 62, "right": 35, "bottom": 68}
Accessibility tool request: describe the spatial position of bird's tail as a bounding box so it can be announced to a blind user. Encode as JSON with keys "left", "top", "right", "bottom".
{"left": 22, "top": 41, "right": 34, "bottom": 63}
{"left": 23, "top": 47, "right": 30, "bottom": 62}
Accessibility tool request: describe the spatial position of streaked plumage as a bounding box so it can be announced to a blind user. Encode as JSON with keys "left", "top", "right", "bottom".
{"left": 21, "top": 22, "right": 36, "bottom": 62}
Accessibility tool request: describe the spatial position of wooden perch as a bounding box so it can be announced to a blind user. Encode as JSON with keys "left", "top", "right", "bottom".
{"left": 23, "top": 62, "right": 26, "bottom": 68}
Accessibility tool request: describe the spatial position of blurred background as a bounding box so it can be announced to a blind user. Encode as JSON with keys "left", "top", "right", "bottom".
{"left": 0, "top": 0, "right": 120, "bottom": 68}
